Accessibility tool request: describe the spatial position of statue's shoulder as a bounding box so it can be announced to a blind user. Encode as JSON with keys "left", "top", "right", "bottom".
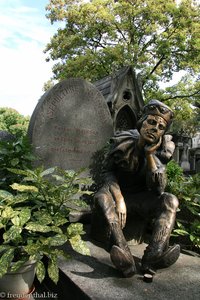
{"left": 157, "top": 134, "right": 175, "bottom": 163}
{"left": 110, "top": 129, "right": 139, "bottom": 145}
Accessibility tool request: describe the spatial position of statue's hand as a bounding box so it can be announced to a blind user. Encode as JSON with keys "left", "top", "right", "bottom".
{"left": 109, "top": 182, "right": 126, "bottom": 228}
{"left": 116, "top": 198, "right": 127, "bottom": 229}
{"left": 145, "top": 137, "right": 162, "bottom": 155}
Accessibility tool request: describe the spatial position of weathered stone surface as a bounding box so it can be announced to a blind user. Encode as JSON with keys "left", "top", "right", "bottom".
{"left": 57, "top": 227, "right": 200, "bottom": 300}
{"left": 28, "top": 78, "right": 113, "bottom": 170}
{"left": 0, "top": 131, "right": 15, "bottom": 142}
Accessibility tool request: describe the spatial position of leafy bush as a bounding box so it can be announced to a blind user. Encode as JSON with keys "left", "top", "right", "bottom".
{"left": 0, "top": 167, "right": 91, "bottom": 284}
{"left": 0, "top": 136, "right": 35, "bottom": 191}
{"left": 166, "top": 160, "right": 200, "bottom": 252}
{"left": 0, "top": 107, "right": 29, "bottom": 138}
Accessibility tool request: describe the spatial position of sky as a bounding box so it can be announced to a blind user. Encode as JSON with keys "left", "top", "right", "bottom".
{"left": 0, "top": 0, "right": 61, "bottom": 116}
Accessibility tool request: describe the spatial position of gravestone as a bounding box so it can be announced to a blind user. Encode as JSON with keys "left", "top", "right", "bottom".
{"left": 0, "top": 131, "right": 15, "bottom": 142}
{"left": 28, "top": 78, "right": 113, "bottom": 170}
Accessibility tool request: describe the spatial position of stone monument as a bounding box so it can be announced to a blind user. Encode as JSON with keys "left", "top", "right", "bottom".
{"left": 0, "top": 131, "right": 15, "bottom": 142}
{"left": 28, "top": 78, "right": 113, "bottom": 170}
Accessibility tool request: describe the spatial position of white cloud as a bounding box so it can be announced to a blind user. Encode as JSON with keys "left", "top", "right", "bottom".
{"left": 0, "top": 0, "right": 59, "bottom": 116}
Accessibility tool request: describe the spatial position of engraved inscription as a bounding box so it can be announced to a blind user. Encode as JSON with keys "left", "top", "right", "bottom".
{"left": 28, "top": 78, "right": 113, "bottom": 170}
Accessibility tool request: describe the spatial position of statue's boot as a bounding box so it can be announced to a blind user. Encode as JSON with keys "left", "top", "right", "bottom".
{"left": 142, "top": 243, "right": 180, "bottom": 274}
{"left": 141, "top": 211, "right": 180, "bottom": 274}
{"left": 110, "top": 222, "right": 136, "bottom": 277}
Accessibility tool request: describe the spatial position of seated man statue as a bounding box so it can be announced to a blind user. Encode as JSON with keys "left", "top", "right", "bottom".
{"left": 93, "top": 99, "right": 180, "bottom": 277}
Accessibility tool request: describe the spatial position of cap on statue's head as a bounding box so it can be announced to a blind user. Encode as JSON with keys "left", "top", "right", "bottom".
{"left": 137, "top": 100, "right": 174, "bottom": 131}
{"left": 142, "top": 100, "right": 174, "bottom": 126}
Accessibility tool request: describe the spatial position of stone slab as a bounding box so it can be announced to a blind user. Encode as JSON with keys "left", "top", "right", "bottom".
{"left": 58, "top": 236, "right": 200, "bottom": 300}
{"left": 28, "top": 78, "right": 113, "bottom": 170}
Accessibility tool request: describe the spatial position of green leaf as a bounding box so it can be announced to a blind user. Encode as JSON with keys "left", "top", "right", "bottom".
{"left": 41, "top": 167, "right": 56, "bottom": 177}
{"left": 10, "top": 258, "right": 29, "bottom": 273}
{"left": 53, "top": 213, "right": 68, "bottom": 226}
{"left": 67, "top": 223, "right": 85, "bottom": 237}
{"left": 52, "top": 174, "right": 65, "bottom": 182}
{"left": 25, "top": 222, "right": 52, "bottom": 233}
{"left": 36, "top": 260, "right": 46, "bottom": 283}
{"left": 10, "top": 158, "right": 19, "bottom": 166}
{"left": 10, "top": 183, "right": 38, "bottom": 193}
{"left": 0, "top": 190, "right": 13, "bottom": 200}
{"left": 33, "top": 211, "right": 52, "bottom": 225}
{"left": 0, "top": 249, "right": 15, "bottom": 278}
{"left": 173, "top": 229, "right": 189, "bottom": 236}
{"left": 69, "top": 235, "right": 90, "bottom": 256}
{"left": 50, "top": 226, "right": 62, "bottom": 234}
{"left": 18, "top": 208, "right": 31, "bottom": 226}
{"left": 0, "top": 245, "right": 10, "bottom": 253}
{"left": 23, "top": 244, "right": 42, "bottom": 256}
{"left": 48, "top": 260, "right": 59, "bottom": 284}
{"left": 2, "top": 207, "right": 16, "bottom": 218}
{"left": 11, "top": 216, "right": 21, "bottom": 226}
{"left": 3, "top": 226, "right": 22, "bottom": 242}
{"left": 43, "top": 234, "right": 68, "bottom": 246}
{"left": 7, "top": 168, "right": 32, "bottom": 176}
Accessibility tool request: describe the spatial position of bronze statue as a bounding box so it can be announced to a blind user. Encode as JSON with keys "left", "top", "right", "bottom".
{"left": 93, "top": 100, "right": 180, "bottom": 277}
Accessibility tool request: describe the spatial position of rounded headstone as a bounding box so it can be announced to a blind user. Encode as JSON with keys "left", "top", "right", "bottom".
{"left": 0, "top": 131, "right": 15, "bottom": 142}
{"left": 28, "top": 78, "right": 113, "bottom": 170}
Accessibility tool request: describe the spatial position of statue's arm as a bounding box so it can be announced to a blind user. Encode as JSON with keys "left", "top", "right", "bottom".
{"left": 145, "top": 136, "right": 174, "bottom": 194}
{"left": 102, "top": 159, "right": 127, "bottom": 229}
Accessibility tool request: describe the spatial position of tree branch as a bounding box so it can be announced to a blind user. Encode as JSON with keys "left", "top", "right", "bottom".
{"left": 163, "top": 89, "right": 200, "bottom": 101}
{"left": 142, "top": 55, "right": 165, "bottom": 86}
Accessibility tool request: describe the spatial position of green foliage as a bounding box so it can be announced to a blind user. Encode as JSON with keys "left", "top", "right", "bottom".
{"left": 166, "top": 159, "right": 184, "bottom": 195}
{"left": 162, "top": 75, "right": 200, "bottom": 135}
{"left": 45, "top": 1, "right": 199, "bottom": 88}
{"left": 166, "top": 161, "right": 200, "bottom": 251}
{"left": 0, "top": 167, "right": 91, "bottom": 284}
{"left": 0, "top": 108, "right": 29, "bottom": 138}
{"left": 0, "top": 136, "right": 35, "bottom": 191}
{"left": 44, "top": 0, "right": 200, "bottom": 136}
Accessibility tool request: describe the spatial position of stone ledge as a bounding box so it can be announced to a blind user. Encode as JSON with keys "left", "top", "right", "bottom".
{"left": 58, "top": 236, "right": 200, "bottom": 300}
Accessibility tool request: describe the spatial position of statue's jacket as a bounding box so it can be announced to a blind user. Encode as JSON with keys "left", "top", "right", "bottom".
{"left": 101, "top": 129, "right": 175, "bottom": 197}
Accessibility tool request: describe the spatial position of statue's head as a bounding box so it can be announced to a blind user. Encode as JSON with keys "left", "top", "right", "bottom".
{"left": 137, "top": 100, "right": 174, "bottom": 144}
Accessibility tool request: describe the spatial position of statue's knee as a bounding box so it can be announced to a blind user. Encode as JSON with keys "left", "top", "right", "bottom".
{"left": 161, "top": 192, "right": 179, "bottom": 210}
{"left": 94, "top": 192, "right": 113, "bottom": 211}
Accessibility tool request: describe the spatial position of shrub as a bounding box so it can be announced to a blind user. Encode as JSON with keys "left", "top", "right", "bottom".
{"left": 0, "top": 167, "right": 92, "bottom": 284}
{"left": 166, "top": 160, "right": 200, "bottom": 252}
{"left": 0, "top": 136, "right": 35, "bottom": 191}
{"left": 0, "top": 107, "right": 29, "bottom": 138}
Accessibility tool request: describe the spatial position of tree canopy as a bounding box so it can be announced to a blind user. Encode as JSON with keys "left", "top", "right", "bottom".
{"left": 44, "top": 0, "right": 200, "bottom": 135}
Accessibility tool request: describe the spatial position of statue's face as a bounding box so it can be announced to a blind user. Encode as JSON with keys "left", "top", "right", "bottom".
{"left": 140, "top": 115, "right": 167, "bottom": 144}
